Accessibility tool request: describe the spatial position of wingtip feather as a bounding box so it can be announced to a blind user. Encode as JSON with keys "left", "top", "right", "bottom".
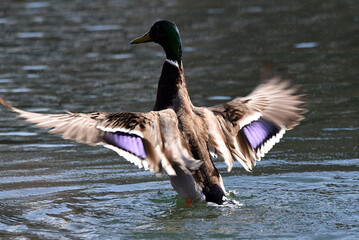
{"left": 0, "top": 96, "right": 14, "bottom": 109}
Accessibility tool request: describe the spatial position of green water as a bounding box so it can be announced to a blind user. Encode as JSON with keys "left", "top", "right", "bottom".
{"left": 0, "top": 0, "right": 358, "bottom": 239}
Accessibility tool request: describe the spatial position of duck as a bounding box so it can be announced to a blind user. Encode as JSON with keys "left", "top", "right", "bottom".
{"left": 0, "top": 20, "right": 306, "bottom": 206}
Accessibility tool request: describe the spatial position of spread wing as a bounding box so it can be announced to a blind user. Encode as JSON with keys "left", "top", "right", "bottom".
{"left": 0, "top": 97, "right": 201, "bottom": 176}
{"left": 205, "top": 77, "right": 307, "bottom": 171}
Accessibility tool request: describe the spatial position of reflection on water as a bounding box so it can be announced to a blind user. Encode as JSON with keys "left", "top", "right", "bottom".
{"left": 0, "top": 0, "right": 358, "bottom": 239}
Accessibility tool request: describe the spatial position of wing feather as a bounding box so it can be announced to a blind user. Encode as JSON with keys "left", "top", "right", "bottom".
{"left": 0, "top": 97, "right": 200, "bottom": 176}
{"left": 207, "top": 77, "right": 307, "bottom": 171}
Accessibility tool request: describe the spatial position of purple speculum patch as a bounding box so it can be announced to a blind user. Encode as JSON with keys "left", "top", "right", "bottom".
{"left": 103, "top": 131, "right": 146, "bottom": 159}
{"left": 242, "top": 118, "right": 279, "bottom": 150}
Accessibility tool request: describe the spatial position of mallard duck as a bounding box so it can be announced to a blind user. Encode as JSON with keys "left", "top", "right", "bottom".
{"left": 0, "top": 20, "right": 306, "bottom": 205}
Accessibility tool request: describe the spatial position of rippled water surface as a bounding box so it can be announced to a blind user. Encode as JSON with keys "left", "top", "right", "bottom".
{"left": 1, "top": 0, "right": 358, "bottom": 239}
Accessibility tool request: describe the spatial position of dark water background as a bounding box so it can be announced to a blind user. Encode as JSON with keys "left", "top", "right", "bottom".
{"left": 0, "top": 0, "right": 358, "bottom": 239}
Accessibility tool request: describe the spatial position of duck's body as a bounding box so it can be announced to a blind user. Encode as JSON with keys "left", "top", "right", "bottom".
{"left": 0, "top": 20, "right": 306, "bottom": 205}
{"left": 148, "top": 56, "right": 226, "bottom": 203}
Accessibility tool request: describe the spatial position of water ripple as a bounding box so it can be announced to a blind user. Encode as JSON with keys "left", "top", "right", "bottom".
{"left": 0, "top": 79, "right": 12, "bottom": 83}
{"left": 0, "top": 186, "right": 82, "bottom": 199}
{"left": 111, "top": 53, "right": 134, "bottom": 60}
{"left": 25, "top": 1, "right": 49, "bottom": 9}
{"left": 207, "top": 96, "right": 232, "bottom": 100}
{"left": 83, "top": 25, "right": 121, "bottom": 31}
{"left": 22, "top": 65, "right": 48, "bottom": 71}
{"left": 294, "top": 42, "right": 318, "bottom": 48}
{"left": 0, "top": 88, "right": 32, "bottom": 93}
{"left": 0, "top": 132, "right": 37, "bottom": 136}
{"left": 17, "top": 32, "right": 44, "bottom": 38}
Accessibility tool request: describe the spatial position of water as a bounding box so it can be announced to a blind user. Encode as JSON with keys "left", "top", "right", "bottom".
{"left": 0, "top": 0, "right": 358, "bottom": 239}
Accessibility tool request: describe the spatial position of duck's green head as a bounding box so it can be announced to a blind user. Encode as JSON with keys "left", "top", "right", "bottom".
{"left": 131, "top": 20, "right": 182, "bottom": 66}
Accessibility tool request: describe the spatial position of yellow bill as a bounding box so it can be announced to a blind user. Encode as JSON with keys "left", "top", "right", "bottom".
{"left": 130, "top": 32, "right": 151, "bottom": 44}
